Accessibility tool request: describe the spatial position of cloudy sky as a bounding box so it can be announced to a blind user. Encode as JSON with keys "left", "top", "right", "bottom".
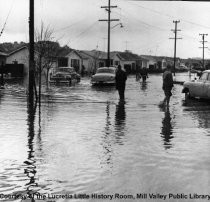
{"left": 1, "top": 0, "right": 210, "bottom": 59}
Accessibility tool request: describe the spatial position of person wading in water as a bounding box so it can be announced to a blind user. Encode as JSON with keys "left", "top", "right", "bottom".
{"left": 115, "top": 65, "right": 127, "bottom": 101}
{"left": 161, "top": 65, "right": 174, "bottom": 107}
{"left": 140, "top": 67, "right": 148, "bottom": 82}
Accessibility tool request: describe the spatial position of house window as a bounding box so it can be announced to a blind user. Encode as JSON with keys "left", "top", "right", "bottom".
{"left": 58, "top": 57, "right": 68, "bottom": 67}
{"left": 115, "top": 61, "right": 120, "bottom": 66}
{"left": 71, "top": 59, "right": 80, "bottom": 72}
{"left": 99, "top": 62, "right": 105, "bottom": 67}
{"left": 162, "top": 61, "right": 166, "bottom": 68}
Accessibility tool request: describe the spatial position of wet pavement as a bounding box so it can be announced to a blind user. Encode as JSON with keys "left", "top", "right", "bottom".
{"left": 0, "top": 72, "right": 210, "bottom": 202}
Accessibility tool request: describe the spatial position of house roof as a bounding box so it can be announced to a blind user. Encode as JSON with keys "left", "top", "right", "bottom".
{"left": 140, "top": 55, "right": 157, "bottom": 62}
{"left": 113, "top": 51, "right": 144, "bottom": 61}
{"left": 8, "top": 46, "right": 28, "bottom": 56}
{"left": 57, "top": 49, "right": 71, "bottom": 57}
{"left": 0, "top": 51, "right": 8, "bottom": 56}
{"left": 81, "top": 50, "right": 106, "bottom": 59}
{"left": 77, "top": 50, "right": 91, "bottom": 59}
{"left": 80, "top": 50, "right": 122, "bottom": 60}
{"left": 65, "top": 49, "right": 90, "bottom": 59}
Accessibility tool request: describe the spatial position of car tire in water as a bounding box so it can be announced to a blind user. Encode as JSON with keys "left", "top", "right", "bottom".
{"left": 185, "top": 91, "right": 192, "bottom": 99}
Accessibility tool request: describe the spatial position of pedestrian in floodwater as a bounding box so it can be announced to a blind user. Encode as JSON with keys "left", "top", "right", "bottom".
{"left": 140, "top": 67, "right": 148, "bottom": 82}
{"left": 161, "top": 65, "right": 174, "bottom": 107}
{"left": 136, "top": 65, "right": 141, "bottom": 81}
{"left": 115, "top": 65, "right": 127, "bottom": 101}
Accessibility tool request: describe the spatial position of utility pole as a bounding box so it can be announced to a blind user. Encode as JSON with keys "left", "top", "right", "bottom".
{"left": 29, "top": 0, "right": 35, "bottom": 105}
{"left": 199, "top": 33, "right": 208, "bottom": 70}
{"left": 99, "top": 0, "right": 119, "bottom": 67}
{"left": 169, "top": 20, "right": 182, "bottom": 76}
{"left": 124, "top": 41, "right": 129, "bottom": 51}
{"left": 103, "top": 37, "right": 107, "bottom": 52}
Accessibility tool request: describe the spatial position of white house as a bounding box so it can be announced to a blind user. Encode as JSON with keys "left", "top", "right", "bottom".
{"left": 65, "top": 50, "right": 123, "bottom": 74}
{"left": 6, "top": 46, "right": 29, "bottom": 75}
{"left": 6, "top": 46, "right": 57, "bottom": 78}
{"left": 65, "top": 50, "right": 93, "bottom": 74}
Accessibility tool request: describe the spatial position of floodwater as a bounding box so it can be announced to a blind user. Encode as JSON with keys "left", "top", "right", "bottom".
{"left": 0, "top": 73, "right": 210, "bottom": 202}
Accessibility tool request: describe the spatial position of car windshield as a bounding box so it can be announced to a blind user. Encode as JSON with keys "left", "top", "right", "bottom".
{"left": 97, "top": 68, "right": 115, "bottom": 74}
{"left": 200, "top": 72, "right": 208, "bottom": 80}
{"left": 58, "top": 68, "right": 74, "bottom": 73}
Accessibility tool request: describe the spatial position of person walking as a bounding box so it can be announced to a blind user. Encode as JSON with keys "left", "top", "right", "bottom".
{"left": 115, "top": 65, "right": 127, "bottom": 100}
{"left": 136, "top": 65, "right": 141, "bottom": 81}
{"left": 161, "top": 65, "right": 174, "bottom": 107}
{"left": 140, "top": 67, "right": 148, "bottom": 82}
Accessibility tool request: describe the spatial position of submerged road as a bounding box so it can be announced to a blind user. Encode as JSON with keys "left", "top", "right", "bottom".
{"left": 0, "top": 73, "right": 210, "bottom": 202}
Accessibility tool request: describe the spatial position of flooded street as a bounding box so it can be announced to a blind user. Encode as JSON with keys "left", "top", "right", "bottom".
{"left": 0, "top": 73, "right": 210, "bottom": 202}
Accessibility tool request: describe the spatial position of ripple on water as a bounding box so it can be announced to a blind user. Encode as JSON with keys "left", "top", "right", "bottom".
{"left": 1, "top": 75, "right": 210, "bottom": 195}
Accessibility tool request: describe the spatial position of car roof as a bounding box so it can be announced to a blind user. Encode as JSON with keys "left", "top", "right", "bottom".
{"left": 58, "top": 67, "right": 74, "bottom": 69}
{"left": 97, "top": 67, "right": 116, "bottom": 70}
{"left": 55, "top": 71, "right": 70, "bottom": 74}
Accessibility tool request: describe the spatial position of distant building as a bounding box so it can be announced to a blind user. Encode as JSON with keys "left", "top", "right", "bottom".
{"left": 6, "top": 46, "right": 29, "bottom": 75}
{"left": 6, "top": 46, "right": 57, "bottom": 77}
{"left": 64, "top": 50, "right": 93, "bottom": 74}
{"left": 64, "top": 50, "right": 123, "bottom": 74}
{"left": 0, "top": 51, "right": 7, "bottom": 66}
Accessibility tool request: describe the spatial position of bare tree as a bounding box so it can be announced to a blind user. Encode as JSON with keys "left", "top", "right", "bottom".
{"left": 35, "top": 22, "right": 60, "bottom": 102}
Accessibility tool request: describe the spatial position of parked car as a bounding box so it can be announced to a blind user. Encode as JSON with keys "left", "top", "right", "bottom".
{"left": 176, "top": 64, "right": 189, "bottom": 72}
{"left": 49, "top": 71, "right": 71, "bottom": 85}
{"left": 57, "top": 67, "right": 81, "bottom": 82}
{"left": 91, "top": 67, "right": 116, "bottom": 85}
{"left": 49, "top": 67, "right": 80, "bottom": 85}
{"left": 182, "top": 70, "right": 210, "bottom": 99}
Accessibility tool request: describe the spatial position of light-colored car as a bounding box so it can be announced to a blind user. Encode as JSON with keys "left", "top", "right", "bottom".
{"left": 182, "top": 70, "right": 210, "bottom": 99}
{"left": 91, "top": 67, "right": 116, "bottom": 85}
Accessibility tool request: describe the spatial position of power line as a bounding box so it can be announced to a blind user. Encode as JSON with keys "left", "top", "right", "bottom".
{"left": 114, "top": 9, "right": 168, "bottom": 32}
{"left": 54, "top": 18, "right": 88, "bottom": 33}
{"left": 121, "top": 0, "right": 210, "bottom": 30}
{"left": 0, "top": 0, "right": 15, "bottom": 38}
{"left": 66, "top": 21, "right": 99, "bottom": 46}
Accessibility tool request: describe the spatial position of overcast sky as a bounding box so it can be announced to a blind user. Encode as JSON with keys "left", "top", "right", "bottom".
{"left": 1, "top": 0, "right": 210, "bottom": 59}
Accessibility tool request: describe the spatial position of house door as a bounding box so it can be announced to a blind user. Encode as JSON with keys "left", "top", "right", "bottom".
{"left": 124, "top": 64, "right": 131, "bottom": 74}
{"left": 71, "top": 59, "right": 80, "bottom": 72}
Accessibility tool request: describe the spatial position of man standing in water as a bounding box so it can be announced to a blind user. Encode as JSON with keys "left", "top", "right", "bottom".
{"left": 115, "top": 65, "right": 127, "bottom": 100}
{"left": 140, "top": 67, "right": 148, "bottom": 82}
{"left": 161, "top": 65, "right": 174, "bottom": 107}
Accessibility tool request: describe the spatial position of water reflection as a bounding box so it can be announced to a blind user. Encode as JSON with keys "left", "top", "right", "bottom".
{"left": 101, "top": 102, "right": 113, "bottom": 168}
{"left": 140, "top": 81, "right": 147, "bottom": 92}
{"left": 182, "top": 98, "right": 210, "bottom": 129}
{"left": 160, "top": 108, "right": 174, "bottom": 150}
{"left": 91, "top": 85, "right": 116, "bottom": 92}
{"left": 0, "top": 89, "right": 3, "bottom": 104}
{"left": 101, "top": 101, "right": 127, "bottom": 168}
{"left": 114, "top": 101, "right": 126, "bottom": 145}
{"left": 24, "top": 102, "right": 38, "bottom": 201}
{"left": 2, "top": 73, "right": 210, "bottom": 196}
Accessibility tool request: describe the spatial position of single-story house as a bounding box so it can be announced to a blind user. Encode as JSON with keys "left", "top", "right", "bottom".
{"left": 6, "top": 46, "right": 29, "bottom": 75}
{"left": 82, "top": 50, "right": 122, "bottom": 69}
{"left": 6, "top": 46, "right": 57, "bottom": 78}
{"left": 64, "top": 50, "right": 123, "bottom": 75}
{"left": 116, "top": 51, "right": 148, "bottom": 73}
{"left": 63, "top": 49, "right": 94, "bottom": 74}
{"left": 140, "top": 55, "right": 158, "bottom": 70}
